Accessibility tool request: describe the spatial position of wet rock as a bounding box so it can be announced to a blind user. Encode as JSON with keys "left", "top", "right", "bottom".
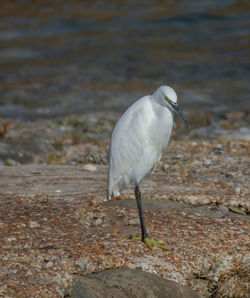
{"left": 71, "top": 269, "right": 200, "bottom": 298}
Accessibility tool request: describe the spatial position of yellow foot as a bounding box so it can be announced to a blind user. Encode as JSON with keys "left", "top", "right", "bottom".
{"left": 132, "top": 236, "right": 170, "bottom": 250}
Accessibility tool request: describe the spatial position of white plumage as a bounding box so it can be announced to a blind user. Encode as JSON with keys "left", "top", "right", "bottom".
{"left": 108, "top": 86, "right": 177, "bottom": 198}
{"left": 107, "top": 85, "right": 189, "bottom": 249}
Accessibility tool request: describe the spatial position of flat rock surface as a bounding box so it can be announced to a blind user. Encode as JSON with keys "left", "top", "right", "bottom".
{"left": 0, "top": 161, "right": 249, "bottom": 297}
{"left": 0, "top": 164, "right": 107, "bottom": 198}
{"left": 71, "top": 268, "right": 200, "bottom": 298}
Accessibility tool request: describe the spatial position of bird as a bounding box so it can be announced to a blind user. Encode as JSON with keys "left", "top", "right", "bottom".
{"left": 107, "top": 86, "right": 190, "bottom": 249}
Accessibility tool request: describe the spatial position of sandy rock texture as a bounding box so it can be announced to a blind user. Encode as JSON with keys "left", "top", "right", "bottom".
{"left": 0, "top": 161, "right": 249, "bottom": 297}
{"left": 0, "top": 112, "right": 249, "bottom": 297}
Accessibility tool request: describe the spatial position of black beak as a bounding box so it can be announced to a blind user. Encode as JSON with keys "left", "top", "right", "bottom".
{"left": 170, "top": 102, "right": 190, "bottom": 128}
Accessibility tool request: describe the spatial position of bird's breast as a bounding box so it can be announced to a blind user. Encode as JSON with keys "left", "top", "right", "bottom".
{"left": 148, "top": 107, "right": 173, "bottom": 151}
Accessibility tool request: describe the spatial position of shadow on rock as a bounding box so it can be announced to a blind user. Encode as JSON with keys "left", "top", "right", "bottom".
{"left": 70, "top": 268, "right": 200, "bottom": 298}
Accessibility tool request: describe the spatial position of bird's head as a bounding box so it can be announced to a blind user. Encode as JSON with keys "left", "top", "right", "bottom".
{"left": 153, "top": 86, "right": 190, "bottom": 128}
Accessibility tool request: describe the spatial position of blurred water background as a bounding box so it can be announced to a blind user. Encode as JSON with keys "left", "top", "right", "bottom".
{"left": 0, "top": 0, "right": 249, "bottom": 119}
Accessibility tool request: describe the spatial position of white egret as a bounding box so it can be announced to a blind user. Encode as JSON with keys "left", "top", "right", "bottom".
{"left": 107, "top": 86, "right": 190, "bottom": 249}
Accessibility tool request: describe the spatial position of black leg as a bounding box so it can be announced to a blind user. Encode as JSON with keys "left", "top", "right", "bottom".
{"left": 134, "top": 184, "right": 147, "bottom": 241}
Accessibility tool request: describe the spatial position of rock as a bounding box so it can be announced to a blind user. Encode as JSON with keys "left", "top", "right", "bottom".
{"left": 228, "top": 206, "right": 246, "bottom": 215}
{"left": 216, "top": 205, "right": 229, "bottom": 213}
{"left": 128, "top": 218, "right": 139, "bottom": 225}
{"left": 82, "top": 164, "right": 97, "bottom": 172}
{"left": 45, "top": 261, "right": 54, "bottom": 268}
{"left": 226, "top": 111, "right": 245, "bottom": 121}
{"left": 163, "top": 163, "right": 170, "bottom": 170}
{"left": 94, "top": 218, "right": 103, "bottom": 225}
{"left": 71, "top": 269, "right": 200, "bottom": 298}
{"left": 29, "top": 221, "right": 40, "bottom": 228}
{"left": 4, "top": 158, "right": 21, "bottom": 166}
{"left": 185, "top": 195, "right": 210, "bottom": 205}
{"left": 188, "top": 123, "right": 250, "bottom": 140}
{"left": 0, "top": 155, "right": 249, "bottom": 297}
{"left": 234, "top": 186, "right": 241, "bottom": 194}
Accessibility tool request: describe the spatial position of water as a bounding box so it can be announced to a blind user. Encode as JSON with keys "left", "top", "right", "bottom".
{"left": 0, "top": 0, "right": 249, "bottom": 119}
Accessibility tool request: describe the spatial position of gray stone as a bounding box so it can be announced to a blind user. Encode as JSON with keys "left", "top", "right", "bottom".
{"left": 71, "top": 268, "right": 200, "bottom": 298}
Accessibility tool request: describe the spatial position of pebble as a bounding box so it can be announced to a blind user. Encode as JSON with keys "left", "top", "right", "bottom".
{"left": 44, "top": 255, "right": 57, "bottom": 262}
{"left": 203, "top": 158, "right": 212, "bottom": 165}
{"left": 225, "top": 156, "right": 234, "bottom": 161}
{"left": 228, "top": 206, "right": 246, "bottom": 215}
{"left": 6, "top": 237, "right": 17, "bottom": 242}
{"left": 45, "top": 261, "right": 54, "bottom": 268}
{"left": 95, "top": 218, "right": 103, "bottom": 225}
{"left": 29, "top": 221, "right": 40, "bottom": 228}
{"left": 226, "top": 111, "right": 245, "bottom": 121}
{"left": 127, "top": 263, "right": 137, "bottom": 269}
{"left": 163, "top": 163, "right": 170, "bottom": 170}
{"left": 242, "top": 256, "right": 250, "bottom": 267}
{"left": 217, "top": 205, "right": 229, "bottom": 212}
{"left": 4, "top": 158, "right": 21, "bottom": 166}
{"left": 0, "top": 222, "right": 5, "bottom": 228}
{"left": 82, "top": 164, "right": 97, "bottom": 172}
{"left": 186, "top": 195, "right": 210, "bottom": 205}
{"left": 198, "top": 197, "right": 211, "bottom": 205}
{"left": 128, "top": 218, "right": 139, "bottom": 225}
{"left": 234, "top": 186, "right": 241, "bottom": 194}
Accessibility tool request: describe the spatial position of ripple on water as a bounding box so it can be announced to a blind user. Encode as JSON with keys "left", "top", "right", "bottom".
{"left": 0, "top": 0, "right": 249, "bottom": 119}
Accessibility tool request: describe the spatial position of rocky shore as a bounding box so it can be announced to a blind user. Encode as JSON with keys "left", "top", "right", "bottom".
{"left": 0, "top": 111, "right": 249, "bottom": 297}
